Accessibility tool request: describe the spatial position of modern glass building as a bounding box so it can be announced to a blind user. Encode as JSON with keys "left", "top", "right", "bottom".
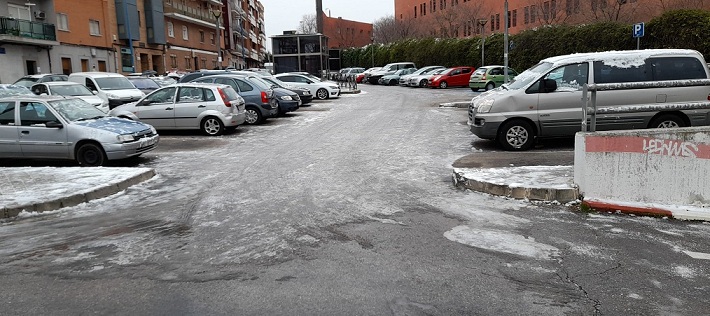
{"left": 271, "top": 31, "right": 329, "bottom": 76}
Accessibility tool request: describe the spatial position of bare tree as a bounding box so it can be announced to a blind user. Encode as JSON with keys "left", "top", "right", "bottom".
{"left": 580, "top": 0, "right": 642, "bottom": 23}
{"left": 297, "top": 13, "right": 317, "bottom": 34}
{"left": 527, "top": 0, "right": 570, "bottom": 26}
{"left": 431, "top": 1, "right": 488, "bottom": 38}
{"left": 373, "top": 15, "right": 418, "bottom": 43}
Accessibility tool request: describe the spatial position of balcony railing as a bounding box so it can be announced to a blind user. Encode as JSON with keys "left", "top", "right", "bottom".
{"left": 0, "top": 16, "right": 56, "bottom": 41}
{"left": 164, "top": 2, "right": 214, "bottom": 24}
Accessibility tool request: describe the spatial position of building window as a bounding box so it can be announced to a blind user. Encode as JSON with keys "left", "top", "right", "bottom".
{"left": 170, "top": 55, "right": 177, "bottom": 68}
{"left": 512, "top": 10, "right": 517, "bottom": 27}
{"left": 495, "top": 13, "right": 500, "bottom": 30}
{"left": 185, "top": 56, "right": 192, "bottom": 70}
{"left": 168, "top": 22, "right": 174, "bottom": 37}
{"left": 432, "top": 0, "right": 436, "bottom": 12}
{"left": 414, "top": 6, "right": 417, "bottom": 18}
{"left": 182, "top": 26, "right": 189, "bottom": 40}
{"left": 201, "top": 58, "right": 206, "bottom": 69}
{"left": 524, "top": 7, "right": 529, "bottom": 24}
{"left": 551, "top": 0, "right": 557, "bottom": 18}
{"left": 200, "top": 30, "right": 204, "bottom": 43}
{"left": 57, "top": 13, "right": 69, "bottom": 31}
{"left": 543, "top": 1, "right": 550, "bottom": 20}
{"left": 423, "top": 3, "right": 426, "bottom": 15}
{"left": 89, "top": 20, "right": 101, "bottom": 36}
{"left": 7, "top": 4, "right": 31, "bottom": 20}
{"left": 531, "top": 5, "right": 537, "bottom": 23}
{"left": 210, "top": 33, "right": 215, "bottom": 45}
{"left": 490, "top": 15, "right": 495, "bottom": 32}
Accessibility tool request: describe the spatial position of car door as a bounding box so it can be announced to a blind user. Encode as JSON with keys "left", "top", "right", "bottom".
{"left": 174, "top": 86, "right": 209, "bottom": 128}
{"left": 134, "top": 86, "right": 177, "bottom": 128}
{"left": 17, "top": 101, "right": 70, "bottom": 158}
{"left": 0, "top": 101, "right": 21, "bottom": 157}
{"left": 535, "top": 62, "right": 590, "bottom": 137}
{"left": 453, "top": 67, "right": 473, "bottom": 86}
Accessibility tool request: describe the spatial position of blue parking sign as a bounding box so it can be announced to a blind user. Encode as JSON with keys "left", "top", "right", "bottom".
{"left": 633, "top": 22, "right": 645, "bottom": 38}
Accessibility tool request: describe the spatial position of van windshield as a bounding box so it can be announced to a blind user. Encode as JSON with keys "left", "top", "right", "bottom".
{"left": 507, "top": 62, "right": 553, "bottom": 90}
{"left": 95, "top": 77, "right": 136, "bottom": 90}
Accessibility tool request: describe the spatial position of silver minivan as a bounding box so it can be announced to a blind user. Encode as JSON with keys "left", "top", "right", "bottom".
{"left": 469, "top": 49, "right": 710, "bottom": 150}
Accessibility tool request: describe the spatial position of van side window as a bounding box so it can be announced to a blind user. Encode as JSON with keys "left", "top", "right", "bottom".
{"left": 0, "top": 102, "right": 16, "bottom": 125}
{"left": 649, "top": 57, "right": 706, "bottom": 81}
{"left": 85, "top": 78, "right": 97, "bottom": 91}
{"left": 593, "top": 61, "right": 649, "bottom": 84}
{"left": 543, "top": 63, "right": 589, "bottom": 92}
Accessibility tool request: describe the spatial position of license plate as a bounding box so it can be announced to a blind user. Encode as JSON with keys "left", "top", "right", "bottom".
{"left": 139, "top": 137, "right": 157, "bottom": 148}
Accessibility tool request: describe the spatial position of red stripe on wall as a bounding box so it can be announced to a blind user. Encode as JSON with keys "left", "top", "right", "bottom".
{"left": 585, "top": 135, "right": 710, "bottom": 159}
{"left": 583, "top": 200, "right": 674, "bottom": 218}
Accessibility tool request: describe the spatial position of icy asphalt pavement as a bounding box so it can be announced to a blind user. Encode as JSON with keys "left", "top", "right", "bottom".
{"left": 1, "top": 85, "right": 709, "bottom": 315}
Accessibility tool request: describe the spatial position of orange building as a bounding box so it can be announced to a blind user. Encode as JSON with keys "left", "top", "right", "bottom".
{"left": 321, "top": 13, "right": 373, "bottom": 49}
{"left": 394, "top": 0, "right": 710, "bottom": 38}
{"left": 164, "top": 0, "right": 226, "bottom": 72}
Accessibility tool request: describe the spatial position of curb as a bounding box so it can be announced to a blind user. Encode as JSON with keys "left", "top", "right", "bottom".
{"left": 340, "top": 89, "right": 361, "bottom": 94}
{"left": 1, "top": 169, "right": 156, "bottom": 218}
{"left": 582, "top": 199, "right": 710, "bottom": 221}
{"left": 452, "top": 169, "right": 579, "bottom": 203}
{"left": 439, "top": 101, "right": 469, "bottom": 108}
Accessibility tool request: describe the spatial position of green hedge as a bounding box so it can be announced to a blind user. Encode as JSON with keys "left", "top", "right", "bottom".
{"left": 342, "top": 9, "right": 710, "bottom": 72}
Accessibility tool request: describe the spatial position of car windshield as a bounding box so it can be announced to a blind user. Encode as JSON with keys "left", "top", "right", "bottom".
{"left": 13, "top": 78, "right": 38, "bottom": 88}
{"left": 246, "top": 76, "right": 271, "bottom": 90}
{"left": 129, "top": 78, "right": 161, "bottom": 89}
{"left": 506, "top": 62, "right": 554, "bottom": 90}
{"left": 394, "top": 69, "right": 408, "bottom": 75}
{"left": 473, "top": 68, "right": 488, "bottom": 75}
{"left": 49, "top": 84, "right": 93, "bottom": 96}
{"left": 261, "top": 77, "right": 285, "bottom": 89}
{"left": 95, "top": 77, "right": 136, "bottom": 90}
{"left": 0, "top": 84, "right": 34, "bottom": 97}
{"left": 49, "top": 98, "right": 106, "bottom": 121}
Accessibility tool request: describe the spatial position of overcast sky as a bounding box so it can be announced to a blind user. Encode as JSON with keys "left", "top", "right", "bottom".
{"left": 260, "top": 0, "right": 393, "bottom": 52}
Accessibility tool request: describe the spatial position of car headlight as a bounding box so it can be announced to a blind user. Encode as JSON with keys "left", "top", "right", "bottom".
{"left": 106, "top": 93, "right": 119, "bottom": 99}
{"left": 329, "top": 85, "right": 338, "bottom": 89}
{"left": 477, "top": 99, "right": 495, "bottom": 113}
{"left": 433, "top": 76, "right": 442, "bottom": 81}
{"left": 150, "top": 126, "right": 157, "bottom": 134}
{"left": 280, "top": 95, "right": 293, "bottom": 101}
{"left": 117, "top": 134, "right": 135, "bottom": 142}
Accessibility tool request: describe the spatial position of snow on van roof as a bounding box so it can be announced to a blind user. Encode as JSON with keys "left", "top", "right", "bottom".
{"left": 541, "top": 49, "right": 702, "bottom": 68}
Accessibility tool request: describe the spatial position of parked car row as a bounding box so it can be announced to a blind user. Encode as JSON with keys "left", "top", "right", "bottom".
{"left": 0, "top": 69, "right": 345, "bottom": 167}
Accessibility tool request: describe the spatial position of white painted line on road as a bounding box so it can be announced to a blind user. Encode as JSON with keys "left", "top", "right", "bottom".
{"left": 683, "top": 250, "right": 710, "bottom": 260}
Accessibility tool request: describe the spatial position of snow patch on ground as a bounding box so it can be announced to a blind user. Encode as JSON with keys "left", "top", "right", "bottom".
{"left": 444, "top": 225, "right": 559, "bottom": 260}
{"left": 672, "top": 265, "right": 696, "bottom": 278}
{"left": 454, "top": 166, "right": 575, "bottom": 190}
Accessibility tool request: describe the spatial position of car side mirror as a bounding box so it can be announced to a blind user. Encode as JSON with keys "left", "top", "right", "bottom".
{"left": 92, "top": 90, "right": 98, "bottom": 95}
{"left": 45, "top": 121, "right": 63, "bottom": 129}
{"left": 540, "top": 79, "right": 557, "bottom": 93}
{"left": 139, "top": 99, "right": 152, "bottom": 106}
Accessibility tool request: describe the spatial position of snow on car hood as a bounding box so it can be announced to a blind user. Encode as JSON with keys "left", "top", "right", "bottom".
{"left": 74, "top": 117, "right": 151, "bottom": 134}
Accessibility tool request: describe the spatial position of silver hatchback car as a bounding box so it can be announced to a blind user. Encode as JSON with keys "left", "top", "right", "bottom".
{"left": 110, "top": 83, "right": 246, "bottom": 136}
{"left": 0, "top": 96, "right": 159, "bottom": 166}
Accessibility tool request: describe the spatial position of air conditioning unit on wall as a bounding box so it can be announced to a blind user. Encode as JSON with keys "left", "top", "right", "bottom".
{"left": 34, "top": 11, "right": 46, "bottom": 20}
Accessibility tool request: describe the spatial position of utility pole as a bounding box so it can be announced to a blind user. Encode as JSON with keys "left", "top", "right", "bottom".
{"left": 503, "top": 0, "right": 509, "bottom": 83}
{"left": 212, "top": 7, "right": 222, "bottom": 70}
{"left": 478, "top": 19, "right": 488, "bottom": 67}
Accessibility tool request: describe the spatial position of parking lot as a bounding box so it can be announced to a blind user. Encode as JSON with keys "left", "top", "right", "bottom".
{"left": 1, "top": 83, "right": 709, "bottom": 315}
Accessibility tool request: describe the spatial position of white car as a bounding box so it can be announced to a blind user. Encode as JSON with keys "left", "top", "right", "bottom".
{"left": 30, "top": 82, "right": 109, "bottom": 113}
{"left": 274, "top": 73, "right": 340, "bottom": 100}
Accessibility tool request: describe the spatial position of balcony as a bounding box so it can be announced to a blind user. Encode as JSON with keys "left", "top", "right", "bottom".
{"left": 0, "top": 16, "right": 59, "bottom": 46}
{"left": 164, "top": 3, "right": 223, "bottom": 29}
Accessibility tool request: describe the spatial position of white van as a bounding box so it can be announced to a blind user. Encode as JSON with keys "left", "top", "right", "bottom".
{"left": 68, "top": 72, "right": 144, "bottom": 109}
{"left": 469, "top": 49, "right": 710, "bottom": 150}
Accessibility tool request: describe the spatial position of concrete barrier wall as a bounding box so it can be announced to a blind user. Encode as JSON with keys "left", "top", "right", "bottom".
{"left": 574, "top": 127, "right": 710, "bottom": 220}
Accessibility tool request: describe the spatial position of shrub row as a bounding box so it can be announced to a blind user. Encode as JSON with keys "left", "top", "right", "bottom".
{"left": 342, "top": 10, "right": 710, "bottom": 72}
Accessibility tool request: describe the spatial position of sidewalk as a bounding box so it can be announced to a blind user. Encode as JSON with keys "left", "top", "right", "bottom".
{"left": 452, "top": 151, "right": 579, "bottom": 203}
{"left": 0, "top": 167, "right": 155, "bottom": 218}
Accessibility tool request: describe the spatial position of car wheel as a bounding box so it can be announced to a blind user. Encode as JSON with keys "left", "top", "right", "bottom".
{"left": 316, "top": 88, "right": 329, "bottom": 100}
{"left": 650, "top": 114, "right": 685, "bottom": 129}
{"left": 439, "top": 81, "right": 448, "bottom": 89}
{"left": 245, "top": 107, "right": 263, "bottom": 124}
{"left": 76, "top": 142, "right": 106, "bottom": 167}
{"left": 485, "top": 82, "right": 495, "bottom": 91}
{"left": 389, "top": 79, "right": 397, "bottom": 85}
{"left": 419, "top": 79, "right": 428, "bottom": 87}
{"left": 470, "top": 87, "right": 478, "bottom": 92}
{"left": 201, "top": 116, "right": 225, "bottom": 136}
{"left": 497, "top": 120, "right": 535, "bottom": 151}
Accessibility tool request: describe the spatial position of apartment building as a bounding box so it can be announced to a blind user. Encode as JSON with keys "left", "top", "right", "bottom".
{"left": 164, "top": 0, "right": 225, "bottom": 72}
{"left": 224, "top": 0, "right": 265, "bottom": 69}
{"left": 321, "top": 14, "right": 373, "bottom": 49}
{"left": 53, "top": 0, "right": 116, "bottom": 75}
{"left": 394, "top": 0, "right": 710, "bottom": 38}
{"left": 0, "top": 0, "right": 60, "bottom": 83}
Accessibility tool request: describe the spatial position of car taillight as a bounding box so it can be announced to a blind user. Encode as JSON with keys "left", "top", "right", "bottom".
{"left": 261, "top": 91, "right": 268, "bottom": 103}
{"left": 217, "top": 88, "right": 231, "bottom": 107}
{"left": 481, "top": 74, "right": 487, "bottom": 80}
{"left": 708, "top": 94, "right": 710, "bottom": 101}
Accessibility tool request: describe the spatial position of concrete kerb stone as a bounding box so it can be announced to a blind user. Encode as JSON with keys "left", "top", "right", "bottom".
{"left": 452, "top": 169, "right": 580, "bottom": 203}
{"left": 1, "top": 169, "right": 156, "bottom": 219}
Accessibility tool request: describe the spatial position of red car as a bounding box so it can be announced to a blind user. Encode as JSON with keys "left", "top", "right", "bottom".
{"left": 428, "top": 66, "right": 475, "bottom": 89}
{"left": 356, "top": 73, "right": 365, "bottom": 83}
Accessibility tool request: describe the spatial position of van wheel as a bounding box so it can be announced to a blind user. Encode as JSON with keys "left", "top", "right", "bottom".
{"left": 201, "top": 116, "right": 225, "bottom": 136}
{"left": 650, "top": 114, "right": 685, "bottom": 129}
{"left": 497, "top": 120, "right": 535, "bottom": 151}
{"left": 485, "top": 82, "right": 495, "bottom": 91}
{"left": 245, "top": 107, "right": 263, "bottom": 124}
{"left": 439, "top": 81, "right": 448, "bottom": 89}
{"left": 76, "top": 143, "right": 106, "bottom": 167}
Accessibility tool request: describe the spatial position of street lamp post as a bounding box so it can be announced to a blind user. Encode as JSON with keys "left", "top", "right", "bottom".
{"left": 212, "top": 7, "right": 222, "bottom": 70}
{"left": 477, "top": 19, "right": 488, "bottom": 67}
{"left": 503, "top": 0, "right": 509, "bottom": 83}
{"left": 370, "top": 37, "right": 374, "bottom": 68}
